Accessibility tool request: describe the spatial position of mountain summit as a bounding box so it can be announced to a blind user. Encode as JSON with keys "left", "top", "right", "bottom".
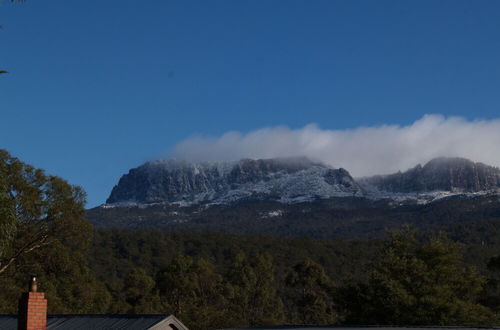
{"left": 91, "top": 156, "right": 500, "bottom": 237}
{"left": 362, "top": 157, "right": 500, "bottom": 193}
{"left": 106, "top": 157, "right": 362, "bottom": 205}
{"left": 105, "top": 156, "right": 500, "bottom": 207}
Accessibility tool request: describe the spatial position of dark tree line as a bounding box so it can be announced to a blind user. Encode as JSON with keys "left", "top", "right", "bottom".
{"left": 4, "top": 225, "right": 500, "bottom": 329}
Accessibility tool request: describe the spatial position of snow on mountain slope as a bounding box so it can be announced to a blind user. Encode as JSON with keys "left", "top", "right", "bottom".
{"left": 103, "top": 157, "right": 500, "bottom": 208}
{"left": 360, "top": 157, "right": 500, "bottom": 193}
{"left": 106, "top": 157, "right": 363, "bottom": 206}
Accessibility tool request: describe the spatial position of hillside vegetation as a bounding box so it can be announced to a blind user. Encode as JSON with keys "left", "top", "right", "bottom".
{"left": 3, "top": 150, "right": 500, "bottom": 329}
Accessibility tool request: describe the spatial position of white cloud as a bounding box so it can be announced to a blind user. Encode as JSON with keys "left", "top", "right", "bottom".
{"left": 170, "top": 114, "right": 500, "bottom": 177}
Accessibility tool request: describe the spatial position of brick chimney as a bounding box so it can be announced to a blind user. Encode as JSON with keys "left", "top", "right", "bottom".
{"left": 18, "top": 275, "right": 47, "bottom": 330}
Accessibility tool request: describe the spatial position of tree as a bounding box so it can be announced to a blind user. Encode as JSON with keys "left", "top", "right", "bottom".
{"left": 338, "top": 227, "right": 494, "bottom": 325}
{"left": 124, "top": 268, "right": 160, "bottom": 313}
{"left": 239, "top": 253, "right": 284, "bottom": 326}
{"left": 188, "top": 258, "right": 231, "bottom": 330}
{"left": 225, "top": 252, "right": 254, "bottom": 325}
{"left": 156, "top": 254, "right": 197, "bottom": 318}
{"left": 479, "top": 255, "right": 500, "bottom": 313}
{"left": 225, "top": 252, "right": 285, "bottom": 327}
{"left": 248, "top": 254, "right": 285, "bottom": 325}
{"left": 286, "top": 258, "right": 336, "bottom": 324}
{"left": 0, "top": 149, "right": 108, "bottom": 315}
{"left": 0, "top": 149, "right": 91, "bottom": 274}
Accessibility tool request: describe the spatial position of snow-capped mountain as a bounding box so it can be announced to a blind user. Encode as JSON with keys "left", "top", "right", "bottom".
{"left": 361, "top": 157, "right": 500, "bottom": 193}
{"left": 88, "top": 156, "right": 500, "bottom": 238}
{"left": 106, "top": 157, "right": 363, "bottom": 206}
{"left": 105, "top": 156, "right": 500, "bottom": 207}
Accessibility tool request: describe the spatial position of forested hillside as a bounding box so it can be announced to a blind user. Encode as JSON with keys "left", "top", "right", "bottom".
{"left": 88, "top": 194, "right": 500, "bottom": 239}
{"left": 2, "top": 222, "right": 500, "bottom": 329}
{"left": 3, "top": 149, "right": 500, "bottom": 329}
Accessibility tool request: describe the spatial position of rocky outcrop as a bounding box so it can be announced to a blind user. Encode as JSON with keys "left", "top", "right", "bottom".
{"left": 107, "top": 156, "right": 500, "bottom": 206}
{"left": 106, "top": 157, "right": 363, "bottom": 205}
{"left": 361, "top": 157, "right": 500, "bottom": 193}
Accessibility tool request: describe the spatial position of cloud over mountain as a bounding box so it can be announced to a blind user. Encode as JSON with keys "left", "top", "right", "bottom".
{"left": 171, "top": 114, "right": 500, "bottom": 177}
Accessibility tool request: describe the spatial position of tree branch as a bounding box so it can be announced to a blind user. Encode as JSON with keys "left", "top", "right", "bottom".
{"left": 0, "top": 234, "right": 55, "bottom": 274}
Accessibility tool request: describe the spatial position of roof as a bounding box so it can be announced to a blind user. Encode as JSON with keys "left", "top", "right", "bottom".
{"left": 0, "top": 314, "right": 188, "bottom": 330}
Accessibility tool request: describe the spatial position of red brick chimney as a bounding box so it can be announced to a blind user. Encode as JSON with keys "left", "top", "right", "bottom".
{"left": 18, "top": 275, "right": 47, "bottom": 330}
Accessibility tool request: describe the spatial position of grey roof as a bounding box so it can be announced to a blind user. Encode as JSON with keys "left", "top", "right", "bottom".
{"left": 0, "top": 315, "right": 16, "bottom": 330}
{"left": 0, "top": 314, "right": 187, "bottom": 330}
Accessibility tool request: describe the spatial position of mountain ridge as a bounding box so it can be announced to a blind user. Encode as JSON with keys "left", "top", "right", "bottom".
{"left": 105, "top": 156, "right": 500, "bottom": 207}
{"left": 360, "top": 157, "right": 500, "bottom": 194}
{"left": 87, "top": 156, "right": 500, "bottom": 239}
{"left": 106, "top": 156, "right": 363, "bottom": 206}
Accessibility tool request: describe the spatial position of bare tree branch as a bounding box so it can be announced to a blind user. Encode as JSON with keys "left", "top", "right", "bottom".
{"left": 0, "top": 236, "right": 55, "bottom": 274}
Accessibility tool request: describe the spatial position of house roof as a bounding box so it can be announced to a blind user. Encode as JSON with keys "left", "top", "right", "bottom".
{"left": 0, "top": 314, "right": 188, "bottom": 330}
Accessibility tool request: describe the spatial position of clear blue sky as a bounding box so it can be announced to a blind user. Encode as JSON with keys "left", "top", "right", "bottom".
{"left": 1, "top": 0, "right": 500, "bottom": 207}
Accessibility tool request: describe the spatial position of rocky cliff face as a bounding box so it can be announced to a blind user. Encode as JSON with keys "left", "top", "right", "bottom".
{"left": 93, "top": 157, "right": 500, "bottom": 236}
{"left": 106, "top": 156, "right": 500, "bottom": 207}
{"left": 361, "top": 157, "right": 500, "bottom": 193}
{"left": 106, "top": 157, "right": 363, "bottom": 205}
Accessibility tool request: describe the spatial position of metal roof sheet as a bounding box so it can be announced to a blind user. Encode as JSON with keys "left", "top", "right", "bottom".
{"left": 0, "top": 314, "right": 175, "bottom": 330}
{"left": 0, "top": 315, "right": 16, "bottom": 330}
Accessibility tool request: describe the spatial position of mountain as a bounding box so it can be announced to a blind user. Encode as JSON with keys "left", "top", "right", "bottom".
{"left": 106, "top": 156, "right": 500, "bottom": 207}
{"left": 87, "top": 156, "right": 500, "bottom": 239}
{"left": 106, "top": 157, "right": 363, "bottom": 206}
{"left": 361, "top": 157, "right": 500, "bottom": 193}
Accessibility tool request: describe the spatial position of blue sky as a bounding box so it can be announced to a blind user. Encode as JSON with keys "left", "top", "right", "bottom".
{"left": 1, "top": 0, "right": 500, "bottom": 207}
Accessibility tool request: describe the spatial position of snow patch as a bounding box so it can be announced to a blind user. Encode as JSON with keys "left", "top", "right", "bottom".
{"left": 260, "top": 210, "right": 284, "bottom": 218}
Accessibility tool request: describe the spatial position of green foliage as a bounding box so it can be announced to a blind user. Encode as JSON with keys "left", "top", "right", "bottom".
{"left": 0, "top": 149, "right": 106, "bottom": 314}
{"left": 188, "top": 258, "right": 230, "bottom": 329}
{"left": 0, "top": 149, "right": 91, "bottom": 275}
{"left": 124, "top": 268, "right": 160, "bottom": 313}
{"left": 37, "top": 241, "right": 112, "bottom": 314}
{"left": 479, "top": 256, "right": 500, "bottom": 314}
{"left": 2, "top": 218, "right": 500, "bottom": 328}
{"left": 157, "top": 254, "right": 197, "bottom": 318}
{"left": 338, "top": 227, "right": 495, "bottom": 325}
{"left": 86, "top": 224, "right": 500, "bottom": 328}
{"left": 156, "top": 254, "right": 235, "bottom": 330}
{"left": 226, "top": 253, "right": 285, "bottom": 327}
{"left": 0, "top": 159, "right": 16, "bottom": 261}
{"left": 286, "top": 258, "right": 336, "bottom": 324}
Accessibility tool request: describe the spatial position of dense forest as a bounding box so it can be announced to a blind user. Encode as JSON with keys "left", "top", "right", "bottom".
{"left": 3, "top": 149, "right": 500, "bottom": 329}
{"left": 87, "top": 193, "right": 500, "bottom": 239}
{"left": 2, "top": 224, "right": 500, "bottom": 329}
